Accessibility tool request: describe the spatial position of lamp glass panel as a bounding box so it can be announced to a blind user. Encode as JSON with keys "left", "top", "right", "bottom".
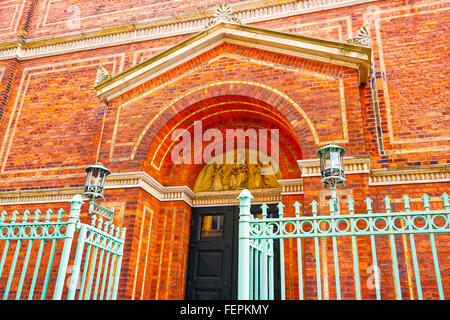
{"left": 330, "top": 151, "right": 340, "bottom": 169}
{"left": 90, "top": 172, "right": 98, "bottom": 186}
{"left": 85, "top": 171, "right": 92, "bottom": 187}
{"left": 324, "top": 152, "right": 331, "bottom": 170}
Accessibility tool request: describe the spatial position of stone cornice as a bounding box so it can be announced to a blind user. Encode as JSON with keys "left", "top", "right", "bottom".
{"left": 297, "top": 155, "right": 372, "bottom": 177}
{"left": 298, "top": 156, "right": 450, "bottom": 186}
{"left": 0, "top": 0, "right": 376, "bottom": 62}
{"left": 193, "top": 188, "right": 282, "bottom": 207}
{"left": 369, "top": 164, "right": 450, "bottom": 186}
{"left": 0, "top": 186, "right": 84, "bottom": 206}
{"left": 1, "top": 164, "right": 446, "bottom": 207}
{"left": 0, "top": 172, "right": 302, "bottom": 207}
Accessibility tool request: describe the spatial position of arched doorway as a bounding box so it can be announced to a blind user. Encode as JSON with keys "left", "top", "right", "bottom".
{"left": 143, "top": 93, "right": 303, "bottom": 299}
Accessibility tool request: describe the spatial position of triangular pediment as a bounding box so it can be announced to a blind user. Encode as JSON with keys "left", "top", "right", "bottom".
{"left": 95, "top": 21, "right": 371, "bottom": 102}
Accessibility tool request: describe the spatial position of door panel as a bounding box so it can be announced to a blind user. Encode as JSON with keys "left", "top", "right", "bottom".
{"left": 185, "top": 206, "right": 236, "bottom": 300}
{"left": 185, "top": 204, "right": 280, "bottom": 300}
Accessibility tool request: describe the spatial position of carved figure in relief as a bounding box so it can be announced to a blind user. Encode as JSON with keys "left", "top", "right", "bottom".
{"left": 193, "top": 151, "right": 281, "bottom": 192}
{"left": 248, "top": 163, "right": 263, "bottom": 189}
{"left": 210, "top": 163, "right": 224, "bottom": 191}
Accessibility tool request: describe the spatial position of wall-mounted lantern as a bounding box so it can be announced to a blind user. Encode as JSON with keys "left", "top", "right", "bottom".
{"left": 83, "top": 163, "right": 114, "bottom": 221}
{"left": 317, "top": 144, "right": 346, "bottom": 213}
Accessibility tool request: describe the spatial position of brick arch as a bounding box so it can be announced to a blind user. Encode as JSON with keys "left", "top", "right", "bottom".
{"left": 149, "top": 101, "right": 301, "bottom": 171}
{"left": 156, "top": 118, "right": 303, "bottom": 187}
{"left": 131, "top": 81, "right": 319, "bottom": 163}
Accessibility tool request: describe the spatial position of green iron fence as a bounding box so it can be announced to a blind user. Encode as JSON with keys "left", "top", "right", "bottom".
{"left": 0, "top": 194, "right": 126, "bottom": 300}
{"left": 237, "top": 190, "right": 450, "bottom": 300}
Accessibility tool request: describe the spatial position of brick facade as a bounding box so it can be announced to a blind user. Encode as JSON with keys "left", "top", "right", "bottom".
{"left": 0, "top": 0, "right": 448, "bottom": 300}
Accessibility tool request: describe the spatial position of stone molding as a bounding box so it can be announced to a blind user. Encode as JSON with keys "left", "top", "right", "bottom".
{"left": 0, "top": 171, "right": 301, "bottom": 207}
{"left": 298, "top": 156, "right": 449, "bottom": 186}
{"left": 1, "top": 163, "right": 447, "bottom": 206}
{"left": 95, "top": 21, "right": 371, "bottom": 101}
{"left": 297, "top": 155, "right": 372, "bottom": 177}
{"left": 193, "top": 188, "right": 283, "bottom": 207}
{"left": 369, "top": 164, "right": 450, "bottom": 186}
{"left": 0, "top": 0, "right": 376, "bottom": 62}
{"left": 278, "top": 178, "right": 304, "bottom": 195}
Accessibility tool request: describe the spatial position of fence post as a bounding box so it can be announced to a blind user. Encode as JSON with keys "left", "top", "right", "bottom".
{"left": 53, "top": 194, "right": 83, "bottom": 300}
{"left": 237, "top": 189, "right": 253, "bottom": 300}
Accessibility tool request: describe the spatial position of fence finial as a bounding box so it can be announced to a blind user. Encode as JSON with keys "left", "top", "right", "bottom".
{"left": 328, "top": 198, "right": 335, "bottom": 215}
{"left": 237, "top": 188, "right": 252, "bottom": 206}
{"left": 421, "top": 194, "right": 430, "bottom": 211}
{"left": 34, "top": 209, "right": 41, "bottom": 222}
{"left": 121, "top": 228, "right": 127, "bottom": 240}
{"left": 104, "top": 220, "right": 110, "bottom": 232}
{"left": 0, "top": 211, "right": 6, "bottom": 223}
{"left": 23, "top": 210, "right": 30, "bottom": 222}
{"left": 401, "top": 195, "right": 410, "bottom": 211}
{"left": 57, "top": 208, "right": 64, "bottom": 222}
{"left": 261, "top": 203, "right": 268, "bottom": 219}
{"left": 310, "top": 200, "right": 319, "bottom": 216}
{"left": 347, "top": 196, "right": 355, "bottom": 214}
{"left": 98, "top": 217, "right": 103, "bottom": 229}
{"left": 91, "top": 214, "right": 97, "bottom": 226}
{"left": 293, "top": 201, "right": 302, "bottom": 217}
{"left": 364, "top": 197, "right": 373, "bottom": 214}
{"left": 69, "top": 194, "right": 84, "bottom": 221}
{"left": 45, "top": 209, "right": 53, "bottom": 222}
{"left": 277, "top": 202, "right": 285, "bottom": 218}
{"left": 11, "top": 210, "right": 18, "bottom": 223}
{"left": 441, "top": 193, "right": 449, "bottom": 209}
{"left": 383, "top": 196, "right": 391, "bottom": 213}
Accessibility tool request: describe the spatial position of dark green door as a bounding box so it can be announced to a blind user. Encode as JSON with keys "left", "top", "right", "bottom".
{"left": 185, "top": 204, "right": 280, "bottom": 300}
{"left": 185, "top": 206, "right": 237, "bottom": 300}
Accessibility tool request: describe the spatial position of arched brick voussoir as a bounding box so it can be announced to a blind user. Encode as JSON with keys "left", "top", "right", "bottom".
{"left": 131, "top": 81, "right": 319, "bottom": 163}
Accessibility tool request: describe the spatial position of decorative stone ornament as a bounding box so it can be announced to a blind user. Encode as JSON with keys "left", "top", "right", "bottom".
{"left": 205, "top": 3, "right": 242, "bottom": 29}
{"left": 94, "top": 66, "right": 112, "bottom": 87}
{"left": 346, "top": 24, "right": 371, "bottom": 47}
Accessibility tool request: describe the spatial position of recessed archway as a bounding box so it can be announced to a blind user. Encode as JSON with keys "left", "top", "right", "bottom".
{"left": 142, "top": 94, "right": 304, "bottom": 187}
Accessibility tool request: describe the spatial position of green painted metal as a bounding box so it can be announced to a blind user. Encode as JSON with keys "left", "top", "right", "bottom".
{"left": 384, "top": 196, "right": 402, "bottom": 300}
{"left": 53, "top": 197, "right": 83, "bottom": 299}
{"left": 349, "top": 202, "right": 361, "bottom": 300}
{"left": 88, "top": 200, "right": 115, "bottom": 222}
{"left": 293, "top": 201, "right": 303, "bottom": 300}
{"left": 365, "top": 197, "right": 381, "bottom": 300}
{"left": 268, "top": 234, "right": 274, "bottom": 300}
{"left": 16, "top": 212, "right": 34, "bottom": 299}
{"left": 238, "top": 189, "right": 450, "bottom": 300}
{"left": 260, "top": 205, "right": 268, "bottom": 300}
{"left": 0, "top": 194, "right": 126, "bottom": 300}
{"left": 423, "top": 194, "right": 444, "bottom": 300}
{"left": 28, "top": 210, "right": 45, "bottom": 300}
{"left": 311, "top": 200, "right": 322, "bottom": 300}
{"left": 237, "top": 189, "right": 252, "bottom": 300}
{"left": 329, "top": 199, "right": 341, "bottom": 300}
{"left": 277, "top": 202, "right": 286, "bottom": 300}
{"left": 79, "top": 237, "right": 93, "bottom": 300}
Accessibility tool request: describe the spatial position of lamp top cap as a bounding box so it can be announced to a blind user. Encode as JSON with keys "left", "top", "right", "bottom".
{"left": 85, "top": 162, "right": 110, "bottom": 175}
{"left": 316, "top": 143, "right": 346, "bottom": 156}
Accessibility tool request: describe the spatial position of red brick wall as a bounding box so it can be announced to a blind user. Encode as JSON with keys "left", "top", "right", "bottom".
{"left": 0, "top": 0, "right": 448, "bottom": 300}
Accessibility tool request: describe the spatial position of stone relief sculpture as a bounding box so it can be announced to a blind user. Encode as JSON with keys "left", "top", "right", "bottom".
{"left": 94, "top": 66, "right": 112, "bottom": 87}
{"left": 194, "top": 158, "right": 281, "bottom": 192}
{"left": 346, "top": 24, "right": 371, "bottom": 47}
{"left": 204, "top": 2, "right": 242, "bottom": 29}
